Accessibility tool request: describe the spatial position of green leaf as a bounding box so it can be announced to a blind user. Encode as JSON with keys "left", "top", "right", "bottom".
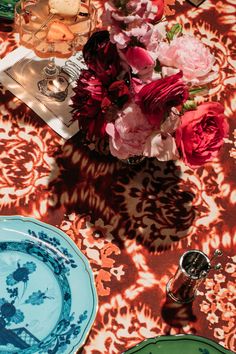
{"left": 189, "top": 86, "right": 209, "bottom": 96}
{"left": 183, "top": 100, "right": 197, "bottom": 111}
{"left": 166, "top": 23, "right": 183, "bottom": 41}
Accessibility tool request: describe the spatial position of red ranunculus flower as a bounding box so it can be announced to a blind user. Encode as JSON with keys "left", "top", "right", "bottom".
{"left": 71, "top": 70, "right": 107, "bottom": 137}
{"left": 83, "top": 30, "right": 123, "bottom": 85}
{"left": 176, "top": 102, "right": 229, "bottom": 168}
{"left": 137, "top": 71, "right": 188, "bottom": 127}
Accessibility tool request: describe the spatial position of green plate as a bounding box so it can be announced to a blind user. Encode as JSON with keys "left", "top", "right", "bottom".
{"left": 124, "top": 335, "right": 235, "bottom": 354}
{"left": 0, "top": 0, "right": 18, "bottom": 20}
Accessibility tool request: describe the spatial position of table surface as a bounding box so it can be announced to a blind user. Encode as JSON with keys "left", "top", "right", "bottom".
{"left": 0, "top": 0, "right": 235, "bottom": 353}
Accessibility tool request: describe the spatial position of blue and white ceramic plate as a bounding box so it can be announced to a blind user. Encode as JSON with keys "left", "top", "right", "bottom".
{"left": 0, "top": 216, "right": 98, "bottom": 354}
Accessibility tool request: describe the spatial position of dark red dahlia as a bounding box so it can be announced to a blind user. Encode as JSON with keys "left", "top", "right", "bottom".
{"left": 83, "top": 30, "right": 123, "bottom": 85}
{"left": 71, "top": 70, "right": 107, "bottom": 138}
{"left": 71, "top": 31, "right": 132, "bottom": 137}
{"left": 71, "top": 70, "right": 131, "bottom": 137}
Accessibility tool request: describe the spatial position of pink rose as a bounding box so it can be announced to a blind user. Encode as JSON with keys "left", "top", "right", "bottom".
{"left": 137, "top": 71, "right": 188, "bottom": 127}
{"left": 176, "top": 102, "right": 229, "bottom": 168}
{"left": 157, "top": 35, "right": 218, "bottom": 85}
{"left": 105, "top": 103, "right": 153, "bottom": 159}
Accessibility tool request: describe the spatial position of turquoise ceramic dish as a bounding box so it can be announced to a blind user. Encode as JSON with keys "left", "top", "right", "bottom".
{"left": 124, "top": 335, "right": 235, "bottom": 354}
{"left": 0, "top": 216, "right": 98, "bottom": 353}
{"left": 0, "top": 0, "right": 18, "bottom": 20}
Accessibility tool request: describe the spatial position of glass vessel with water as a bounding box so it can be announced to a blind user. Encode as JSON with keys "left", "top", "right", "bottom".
{"left": 14, "top": 0, "right": 97, "bottom": 101}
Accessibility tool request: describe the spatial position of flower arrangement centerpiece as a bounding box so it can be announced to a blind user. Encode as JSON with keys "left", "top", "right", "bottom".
{"left": 71, "top": 0, "right": 229, "bottom": 168}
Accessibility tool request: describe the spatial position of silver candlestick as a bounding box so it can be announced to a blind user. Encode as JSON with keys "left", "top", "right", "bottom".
{"left": 166, "top": 249, "right": 222, "bottom": 303}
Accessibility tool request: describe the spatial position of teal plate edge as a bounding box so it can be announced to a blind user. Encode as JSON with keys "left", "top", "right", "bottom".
{"left": 124, "top": 335, "right": 235, "bottom": 354}
{"left": 0, "top": 215, "right": 98, "bottom": 353}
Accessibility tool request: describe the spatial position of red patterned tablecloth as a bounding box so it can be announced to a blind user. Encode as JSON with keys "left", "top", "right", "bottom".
{"left": 0, "top": 1, "right": 235, "bottom": 353}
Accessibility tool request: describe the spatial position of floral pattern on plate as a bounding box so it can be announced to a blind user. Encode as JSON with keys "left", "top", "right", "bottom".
{"left": 0, "top": 216, "right": 97, "bottom": 353}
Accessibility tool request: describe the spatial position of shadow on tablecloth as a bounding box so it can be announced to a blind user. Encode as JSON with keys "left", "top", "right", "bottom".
{"left": 48, "top": 134, "right": 197, "bottom": 252}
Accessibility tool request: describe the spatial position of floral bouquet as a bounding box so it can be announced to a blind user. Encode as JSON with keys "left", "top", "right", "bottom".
{"left": 71, "top": 0, "right": 229, "bottom": 168}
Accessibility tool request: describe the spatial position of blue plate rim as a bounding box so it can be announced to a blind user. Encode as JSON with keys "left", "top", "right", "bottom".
{"left": 0, "top": 215, "right": 98, "bottom": 354}
{"left": 123, "top": 334, "right": 235, "bottom": 354}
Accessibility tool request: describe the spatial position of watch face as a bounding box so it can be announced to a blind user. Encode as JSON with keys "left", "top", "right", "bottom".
{"left": 0, "top": 0, "right": 18, "bottom": 20}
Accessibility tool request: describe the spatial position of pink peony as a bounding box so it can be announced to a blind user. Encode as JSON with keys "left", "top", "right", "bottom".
{"left": 176, "top": 102, "right": 229, "bottom": 168}
{"left": 143, "top": 108, "right": 180, "bottom": 161}
{"left": 144, "top": 133, "right": 179, "bottom": 161}
{"left": 157, "top": 35, "right": 218, "bottom": 85}
{"left": 105, "top": 102, "right": 153, "bottom": 159}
